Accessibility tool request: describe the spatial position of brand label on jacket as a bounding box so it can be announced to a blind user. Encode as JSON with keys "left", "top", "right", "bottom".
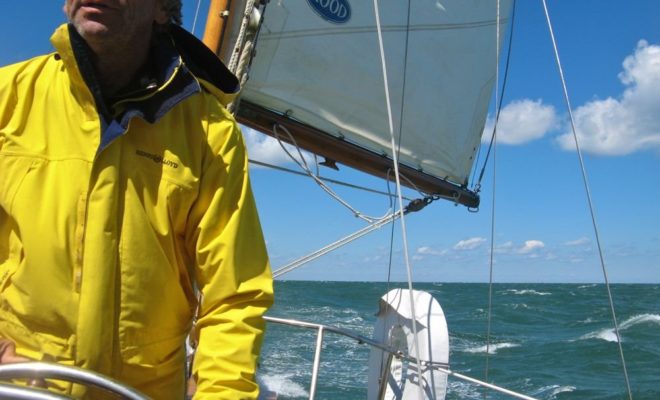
{"left": 136, "top": 149, "right": 179, "bottom": 169}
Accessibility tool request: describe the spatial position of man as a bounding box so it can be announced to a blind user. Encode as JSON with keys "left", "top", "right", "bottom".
{"left": 0, "top": 0, "right": 273, "bottom": 398}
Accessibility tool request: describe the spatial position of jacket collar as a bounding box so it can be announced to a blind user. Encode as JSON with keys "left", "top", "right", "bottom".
{"left": 49, "top": 23, "right": 240, "bottom": 151}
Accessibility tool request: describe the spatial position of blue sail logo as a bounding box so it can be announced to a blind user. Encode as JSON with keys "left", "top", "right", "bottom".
{"left": 307, "top": 0, "right": 351, "bottom": 24}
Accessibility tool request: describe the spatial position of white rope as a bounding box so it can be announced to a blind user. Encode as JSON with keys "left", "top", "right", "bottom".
{"left": 273, "top": 123, "right": 391, "bottom": 223}
{"left": 248, "top": 158, "right": 413, "bottom": 200}
{"left": 272, "top": 212, "right": 401, "bottom": 278}
{"left": 227, "top": 35, "right": 255, "bottom": 114}
{"left": 228, "top": 0, "right": 257, "bottom": 72}
{"left": 541, "top": 2, "right": 633, "bottom": 399}
{"left": 235, "top": 36, "right": 255, "bottom": 85}
{"left": 371, "top": 1, "right": 424, "bottom": 399}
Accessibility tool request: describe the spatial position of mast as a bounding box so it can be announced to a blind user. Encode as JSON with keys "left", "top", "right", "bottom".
{"left": 202, "top": 0, "right": 230, "bottom": 56}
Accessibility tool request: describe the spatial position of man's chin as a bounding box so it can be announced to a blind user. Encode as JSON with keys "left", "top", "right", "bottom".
{"left": 72, "top": 20, "right": 115, "bottom": 41}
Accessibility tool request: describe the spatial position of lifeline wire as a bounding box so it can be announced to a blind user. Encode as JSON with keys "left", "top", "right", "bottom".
{"left": 541, "top": 1, "right": 633, "bottom": 399}
{"left": 371, "top": 1, "right": 424, "bottom": 399}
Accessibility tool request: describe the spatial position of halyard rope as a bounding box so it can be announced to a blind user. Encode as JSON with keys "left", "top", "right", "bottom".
{"left": 371, "top": 1, "right": 424, "bottom": 399}
{"left": 228, "top": 0, "right": 256, "bottom": 72}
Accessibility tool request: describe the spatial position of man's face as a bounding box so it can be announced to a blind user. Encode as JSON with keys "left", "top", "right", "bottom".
{"left": 64, "top": 0, "right": 168, "bottom": 47}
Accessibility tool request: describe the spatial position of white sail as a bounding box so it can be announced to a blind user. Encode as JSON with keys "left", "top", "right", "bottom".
{"left": 239, "top": 0, "right": 513, "bottom": 193}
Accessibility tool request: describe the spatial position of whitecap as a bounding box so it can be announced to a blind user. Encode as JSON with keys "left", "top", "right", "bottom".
{"left": 448, "top": 380, "right": 481, "bottom": 399}
{"left": 258, "top": 374, "right": 309, "bottom": 399}
{"left": 551, "top": 385, "right": 576, "bottom": 396}
{"left": 503, "top": 289, "right": 551, "bottom": 296}
{"left": 578, "top": 313, "right": 660, "bottom": 342}
{"left": 463, "top": 342, "right": 520, "bottom": 354}
{"left": 579, "top": 328, "right": 621, "bottom": 342}
{"left": 533, "top": 384, "right": 576, "bottom": 399}
{"left": 619, "top": 313, "right": 660, "bottom": 329}
{"left": 510, "top": 303, "right": 529, "bottom": 310}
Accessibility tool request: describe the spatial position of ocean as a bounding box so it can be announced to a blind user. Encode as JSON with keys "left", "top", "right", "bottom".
{"left": 258, "top": 282, "right": 659, "bottom": 399}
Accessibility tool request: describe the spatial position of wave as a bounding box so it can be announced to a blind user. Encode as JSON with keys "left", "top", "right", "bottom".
{"left": 448, "top": 380, "right": 481, "bottom": 399}
{"left": 578, "top": 313, "right": 660, "bottom": 342}
{"left": 533, "top": 384, "right": 576, "bottom": 399}
{"left": 509, "top": 303, "right": 529, "bottom": 310}
{"left": 258, "top": 374, "right": 308, "bottom": 399}
{"left": 578, "top": 284, "right": 597, "bottom": 289}
{"left": 619, "top": 313, "right": 660, "bottom": 329}
{"left": 502, "top": 289, "right": 551, "bottom": 296}
{"left": 463, "top": 342, "right": 520, "bottom": 354}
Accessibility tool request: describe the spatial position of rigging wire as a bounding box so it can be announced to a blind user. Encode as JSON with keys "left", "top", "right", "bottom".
{"left": 484, "top": 2, "right": 506, "bottom": 397}
{"left": 190, "top": 0, "right": 204, "bottom": 36}
{"left": 472, "top": 1, "right": 517, "bottom": 193}
{"left": 379, "top": 170, "right": 399, "bottom": 383}
{"left": 371, "top": 1, "right": 424, "bottom": 399}
{"left": 541, "top": 1, "right": 633, "bottom": 399}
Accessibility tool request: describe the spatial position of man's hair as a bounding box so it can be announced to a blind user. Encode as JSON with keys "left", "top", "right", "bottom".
{"left": 163, "top": 0, "right": 183, "bottom": 25}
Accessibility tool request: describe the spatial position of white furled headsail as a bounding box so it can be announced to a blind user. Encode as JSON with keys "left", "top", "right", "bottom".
{"left": 233, "top": 0, "right": 513, "bottom": 207}
{"left": 367, "top": 289, "right": 449, "bottom": 399}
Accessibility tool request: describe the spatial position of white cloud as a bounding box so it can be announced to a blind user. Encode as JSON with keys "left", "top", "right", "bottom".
{"left": 545, "top": 253, "right": 558, "bottom": 261}
{"left": 242, "top": 126, "right": 315, "bottom": 167}
{"left": 494, "top": 241, "right": 514, "bottom": 254}
{"left": 362, "top": 255, "right": 384, "bottom": 263}
{"left": 482, "top": 99, "right": 559, "bottom": 145}
{"left": 517, "top": 240, "right": 545, "bottom": 254}
{"left": 416, "top": 246, "right": 447, "bottom": 256}
{"left": 556, "top": 40, "right": 660, "bottom": 155}
{"left": 564, "top": 237, "right": 590, "bottom": 246}
{"left": 453, "top": 237, "right": 486, "bottom": 251}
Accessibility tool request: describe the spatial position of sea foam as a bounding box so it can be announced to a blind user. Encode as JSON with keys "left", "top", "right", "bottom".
{"left": 533, "top": 384, "right": 577, "bottom": 399}
{"left": 464, "top": 342, "right": 520, "bottom": 354}
{"left": 503, "top": 289, "right": 552, "bottom": 296}
{"left": 258, "top": 374, "right": 309, "bottom": 399}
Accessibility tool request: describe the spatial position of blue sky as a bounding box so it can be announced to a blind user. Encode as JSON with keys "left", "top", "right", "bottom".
{"left": 1, "top": 1, "right": 658, "bottom": 283}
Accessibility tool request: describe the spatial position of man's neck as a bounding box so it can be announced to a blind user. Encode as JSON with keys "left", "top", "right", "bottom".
{"left": 86, "top": 30, "right": 154, "bottom": 98}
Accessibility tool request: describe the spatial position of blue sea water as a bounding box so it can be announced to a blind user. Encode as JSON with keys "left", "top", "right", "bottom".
{"left": 258, "top": 282, "right": 659, "bottom": 399}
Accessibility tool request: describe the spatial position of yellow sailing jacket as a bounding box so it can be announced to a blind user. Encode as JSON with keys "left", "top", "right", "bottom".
{"left": 0, "top": 24, "right": 273, "bottom": 399}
